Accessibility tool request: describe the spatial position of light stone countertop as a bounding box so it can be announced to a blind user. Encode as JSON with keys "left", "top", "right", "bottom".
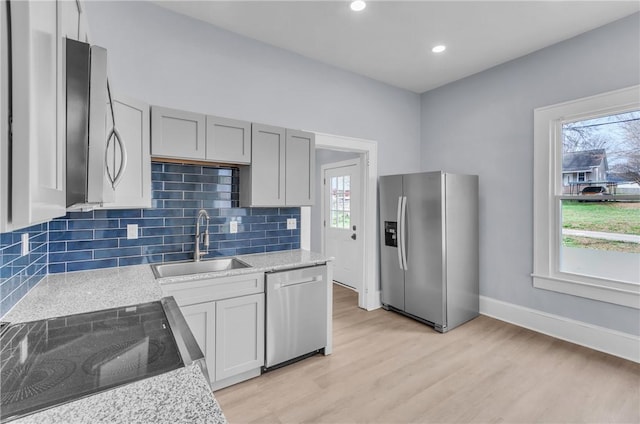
{"left": 238, "top": 249, "right": 333, "bottom": 271}
{"left": 12, "top": 364, "right": 224, "bottom": 424}
{"left": 3, "top": 264, "right": 162, "bottom": 323}
{"left": 3, "top": 264, "right": 226, "bottom": 424}
{"left": 3, "top": 249, "right": 332, "bottom": 423}
{"left": 155, "top": 249, "right": 334, "bottom": 285}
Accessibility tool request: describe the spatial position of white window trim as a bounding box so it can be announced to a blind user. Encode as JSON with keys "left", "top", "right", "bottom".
{"left": 532, "top": 85, "right": 640, "bottom": 309}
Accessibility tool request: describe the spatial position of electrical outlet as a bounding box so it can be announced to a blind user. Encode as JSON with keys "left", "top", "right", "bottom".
{"left": 287, "top": 218, "right": 297, "bottom": 230}
{"left": 230, "top": 220, "right": 238, "bottom": 234}
{"left": 21, "top": 233, "right": 29, "bottom": 256}
{"left": 127, "top": 224, "right": 139, "bottom": 240}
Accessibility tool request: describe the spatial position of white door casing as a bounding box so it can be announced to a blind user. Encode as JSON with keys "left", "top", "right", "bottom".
{"left": 323, "top": 160, "right": 362, "bottom": 291}
{"left": 301, "top": 132, "right": 380, "bottom": 311}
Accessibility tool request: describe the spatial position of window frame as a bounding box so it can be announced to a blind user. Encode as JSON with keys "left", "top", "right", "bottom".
{"left": 532, "top": 85, "right": 640, "bottom": 309}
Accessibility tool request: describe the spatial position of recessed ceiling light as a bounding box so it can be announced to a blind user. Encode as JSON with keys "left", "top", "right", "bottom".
{"left": 432, "top": 45, "right": 446, "bottom": 53}
{"left": 350, "top": 1, "right": 366, "bottom": 12}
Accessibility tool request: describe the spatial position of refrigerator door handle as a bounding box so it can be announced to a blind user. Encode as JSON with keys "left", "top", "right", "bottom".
{"left": 400, "top": 196, "right": 408, "bottom": 270}
{"left": 396, "top": 196, "right": 404, "bottom": 270}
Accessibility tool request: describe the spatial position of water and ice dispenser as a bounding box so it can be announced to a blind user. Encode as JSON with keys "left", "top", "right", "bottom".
{"left": 384, "top": 221, "right": 398, "bottom": 247}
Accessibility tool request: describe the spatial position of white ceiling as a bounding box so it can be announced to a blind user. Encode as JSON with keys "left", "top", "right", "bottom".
{"left": 153, "top": 1, "right": 640, "bottom": 93}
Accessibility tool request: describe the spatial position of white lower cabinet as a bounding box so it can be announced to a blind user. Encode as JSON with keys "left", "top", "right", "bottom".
{"left": 181, "top": 302, "right": 217, "bottom": 382}
{"left": 215, "top": 293, "right": 264, "bottom": 381}
{"left": 161, "top": 272, "right": 265, "bottom": 390}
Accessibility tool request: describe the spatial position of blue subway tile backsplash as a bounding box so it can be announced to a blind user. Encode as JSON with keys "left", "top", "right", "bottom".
{"left": 0, "top": 162, "right": 300, "bottom": 318}
{"left": 48, "top": 162, "right": 300, "bottom": 273}
{"left": 0, "top": 223, "right": 48, "bottom": 317}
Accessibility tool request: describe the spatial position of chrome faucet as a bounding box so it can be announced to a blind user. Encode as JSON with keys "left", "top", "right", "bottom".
{"left": 194, "top": 209, "right": 210, "bottom": 262}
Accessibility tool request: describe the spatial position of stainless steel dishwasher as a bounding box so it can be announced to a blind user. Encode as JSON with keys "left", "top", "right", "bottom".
{"left": 265, "top": 265, "right": 328, "bottom": 369}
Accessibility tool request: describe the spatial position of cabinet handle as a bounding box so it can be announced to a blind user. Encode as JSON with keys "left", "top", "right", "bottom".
{"left": 105, "top": 82, "right": 128, "bottom": 189}
{"left": 106, "top": 127, "right": 127, "bottom": 189}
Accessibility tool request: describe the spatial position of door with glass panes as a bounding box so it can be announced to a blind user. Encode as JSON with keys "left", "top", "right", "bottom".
{"left": 323, "top": 160, "right": 362, "bottom": 291}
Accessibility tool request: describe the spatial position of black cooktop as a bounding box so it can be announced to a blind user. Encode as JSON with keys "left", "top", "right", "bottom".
{"left": 0, "top": 301, "right": 184, "bottom": 422}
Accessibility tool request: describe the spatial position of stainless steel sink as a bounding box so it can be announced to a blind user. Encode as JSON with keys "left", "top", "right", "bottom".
{"left": 151, "top": 258, "right": 251, "bottom": 279}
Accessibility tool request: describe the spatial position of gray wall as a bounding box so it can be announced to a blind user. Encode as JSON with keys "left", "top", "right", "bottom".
{"left": 420, "top": 13, "right": 640, "bottom": 335}
{"left": 84, "top": 1, "right": 421, "bottom": 177}
{"left": 311, "top": 149, "right": 361, "bottom": 253}
{"left": 86, "top": 2, "right": 639, "bottom": 334}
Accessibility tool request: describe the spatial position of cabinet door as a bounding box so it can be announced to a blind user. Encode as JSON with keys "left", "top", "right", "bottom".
{"left": 247, "top": 124, "right": 286, "bottom": 206}
{"left": 150, "top": 106, "right": 205, "bottom": 160}
{"left": 285, "top": 129, "right": 315, "bottom": 206}
{"left": 215, "top": 293, "right": 265, "bottom": 381}
{"left": 206, "top": 116, "right": 251, "bottom": 164}
{"left": 101, "top": 93, "right": 151, "bottom": 209}
{"left": 0, "top": 1, "right": 9, "bottom": 231}
{"left": 181, "top": 302, "right": 217, "bottom": 383}
{"left": 10, "top": 1, "right": 67, "bottom": 229}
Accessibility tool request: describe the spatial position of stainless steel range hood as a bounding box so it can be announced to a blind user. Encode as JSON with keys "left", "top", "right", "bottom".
{"left": 65, "top": 38, "right": 114, "bottom": 209}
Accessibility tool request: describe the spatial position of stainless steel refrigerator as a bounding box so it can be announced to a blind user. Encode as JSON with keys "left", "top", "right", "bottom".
{"left": 379, "top": 171, "right": 479, "bottom": 332}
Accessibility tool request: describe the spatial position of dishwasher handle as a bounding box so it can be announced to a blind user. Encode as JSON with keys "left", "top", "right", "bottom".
{"left": 273, "top": 275, "right": 323, "bottom": 289}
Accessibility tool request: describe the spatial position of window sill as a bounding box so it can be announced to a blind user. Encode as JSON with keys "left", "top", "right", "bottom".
{"left": 532, "top": 274, "right": 640, "bottom": 309}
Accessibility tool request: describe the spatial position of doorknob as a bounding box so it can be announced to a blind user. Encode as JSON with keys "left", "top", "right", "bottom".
{"left": 351, "top": 233, "right": 356, "bottom": 240}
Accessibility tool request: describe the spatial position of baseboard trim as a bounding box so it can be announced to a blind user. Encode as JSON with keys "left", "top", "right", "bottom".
{"left": 366, "top": 289, "right": 382, "bottom": 311}
{"left": 480, "top": 295, "right": 639, "bottom": 363}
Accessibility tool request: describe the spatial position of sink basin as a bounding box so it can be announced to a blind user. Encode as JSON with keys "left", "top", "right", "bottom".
{"left": 151, "top": 258, "right": 251, "bottom": 279}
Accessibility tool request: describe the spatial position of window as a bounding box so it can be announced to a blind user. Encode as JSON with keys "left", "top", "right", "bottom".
{"left": 329, "top": 175, "right": 351, "bottom": 229}
{"left": 533, "top": 85, "right": 640, "bottom": 308}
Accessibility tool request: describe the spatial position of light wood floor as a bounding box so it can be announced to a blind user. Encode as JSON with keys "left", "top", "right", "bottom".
{"left": 215, "top": 284, "right": 640, "bottom": 423}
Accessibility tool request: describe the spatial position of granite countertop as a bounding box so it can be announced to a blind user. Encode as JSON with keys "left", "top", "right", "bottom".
{"left": 3, "top": 264, "right": 162, "bottom": 323}
{"left": 3, "top": 249, "right": 331, "bottom": 423}
{"left": 13, "top": 364, "right": 224, "bottom": 424}
{"left": 3, "top": 264, "right": 226, "bottom": 424}
{"left": 156, "top": 249, "right": 334, "bottom": 285}
{"left": 238, "top": 249, "right": 333, "bottom": 271}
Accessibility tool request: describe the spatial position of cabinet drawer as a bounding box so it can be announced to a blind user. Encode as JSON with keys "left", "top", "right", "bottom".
{"left": 162, "top": 272, "right": 264, "bottom": 306}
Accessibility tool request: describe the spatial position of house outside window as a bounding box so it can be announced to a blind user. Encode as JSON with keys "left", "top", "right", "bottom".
{"left": 533, "top": 85, "right": 640, "bottom": 309}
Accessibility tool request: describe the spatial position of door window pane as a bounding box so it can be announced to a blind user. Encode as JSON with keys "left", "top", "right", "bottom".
{"left": 329, "top": 175, "right": 351, "bottom": 229}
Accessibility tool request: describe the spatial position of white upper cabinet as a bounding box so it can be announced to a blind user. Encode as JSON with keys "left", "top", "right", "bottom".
{"left": 206, "top": 116, "right": 251, "bottom": 164}
{"left": 149, "top": 104, "right": 315, "bottom": 207}
{"left": 151, "top": 106, "right": 206, "bottom": 160}
{"left": 151, "top": 105, "right": 252, "bottom": 165}
{"left": 7, "top": 1, "right": 68, "bottom": 230}
{"left": 0, "top": 0, "right": 9, "bottom": 232}
{"left": 285, "top": 129, "right": 315, "bottom": 206}
{"left": 240, "top": 124, "right": 286, "bottom": 207}
{"left": 240, "top": 124, "right": 315, "bottom": 207}
{"left": 100, "top": 93, "right": 151, "bottom": 209}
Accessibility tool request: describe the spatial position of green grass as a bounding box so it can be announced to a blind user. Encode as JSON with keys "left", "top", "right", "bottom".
{"left": 563, "top": 236, "right": 640, "bottom": 253}
{"left": 562, "top": 201, "right": 640, "bottom": 235}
